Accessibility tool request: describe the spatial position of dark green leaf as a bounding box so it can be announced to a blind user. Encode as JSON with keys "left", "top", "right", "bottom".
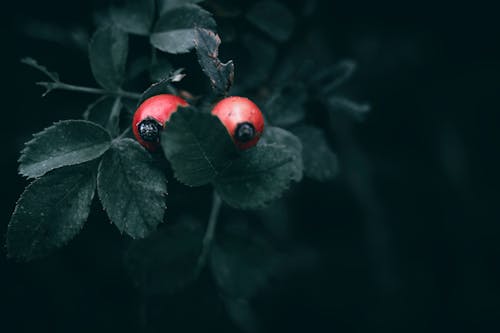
{"left": 292, "top": 125, "right": 339, "bottom": 181}
{"left": 210, "top": 221, "right": 282, "bottom": 298}
{"left": 237, "top": 34, "right": 277, "bottom": 91}
{"left": 158, "top": 0, "right": 204, "bottom": 14}
{"left": 150, "top": 4, "right": 216, "bottom": 54}
{"left": 255, "top": 199, "right": 292, "bottom": 241}
{"left": 312, "top": 60, "right": 357, "bottom": 95}
{"left": 84, "top": 97, "right": 122, "bottom": 136}
{"left": 327, "top": 96, "right": 371, "bottom": 121}
{"left": 161, "top": 107, "right": 237, "bottom": 186}
{"left": 19, "top": 120, "right": 112, "bottom": 179}
{"left": 215, "top": 144, "right": 302, "bottom": 209}
{"left": 245, "top": 0, "right": 295, "bottom": 42}
{"left": 264, "top": 83, "right": 307, "bottom": 127}
{"left": 89, "top": 25, "right": 128, "bottom": 90}
{"left": 194, "top": 28, "right": 234, "bottom": 95}
{"left": 110, "top": 0, "right": 155, "bottom": 36}
{"left": 97, "top": 139, "right": 167, "bottom": 238}
{"left": 137, "top": 68, "right": 185, "bottom": 107}
{"left": 150, "top": 55, "right": 173, "bottom": 82}
{"left": 259, "top": 126, "right": 303, "bottom": 181}
{"left": 127, "top": 55, "right": 151, "bottom": 81}
{"left": 223, "top": 297, "right": 260, "bottom": 333}
{"left": 7, "top": 163, "right": 97, "bottom": 261}
{"left": 124, "top": 217, "right": 203, "bottom": 294}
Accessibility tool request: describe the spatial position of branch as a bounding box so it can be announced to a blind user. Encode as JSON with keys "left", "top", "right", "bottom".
{"left": 22, "top": 57, "right": 141, "bottom": 100}
{"left": 194, "top": 191, "right": 222, "bottom": 277}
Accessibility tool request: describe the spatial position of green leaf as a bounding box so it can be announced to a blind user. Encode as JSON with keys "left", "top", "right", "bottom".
{"left": 161, "top": 106, "right": 237, "bottom": 186}
{"left": 327, "top": 96, "right": 371, "bottom": 121}
{"left": 312, "top": 60, "right": 357, "bottom": 95}
{"left": 194, "top": 28, "right": 234, "bottom": 95}
{"left": 110, "top": 0, "right": 155, "bottom": 36}
{"left": 245, "top": 0, "right": 295, "bottom": 42}
{"left": 259, "top": 126, "right": 303, "bottom": 181}
{"left": 123, "top": 217, "right": 203, "bottom": 294}
{"left": 19, "top": 120, "right": 112, "bottom": 179}
{"left": 137, "top": 68, "right": 185, "bottom": 107}
{"left": 264, "top": 83, "right": 307, "bottom": 127}
{"left": 215, "top": 144, "right": 302, "bottom": 209}
{"left": 158, "top": 0, "right": 204, "bottom": 15}
{"left": 150, "top": 4, "right": 216, "bottom": 54}
{"left": 237, "top": 34, "right": 277, "bottom": 91}
{"left": 89, "top": 24, "right": 128, "bottom": 90}
{"left": 127, "top": 55, "right": 151, "bottom": 81}
{"left": 223, "top": 297, "right": 261, "bottom": 333}
{"left": 97, "top": 139, "right": 167, "bottom": 238}
{"left": 292, "top": 125, "right": 339, "bottom": 181}
{"left": 150, "top": 55, "right": 173, "bottom": 82}
{"left": 210, "top": 221, "right": 282, "bottom": 298}
{"left": 83, "top": 96, "right": 122, "bottom": 136}
{"left": 7, "top": 163, "right": 97, "bottom": 261}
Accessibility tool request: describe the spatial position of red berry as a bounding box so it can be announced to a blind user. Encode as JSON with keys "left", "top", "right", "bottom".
{"left": 211, "top": 96, "right": 265, "bottom": 150}
{"left": 132, "top": 94, "right": 188, "bottom": 151}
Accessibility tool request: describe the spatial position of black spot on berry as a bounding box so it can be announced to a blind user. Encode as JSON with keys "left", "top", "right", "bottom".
{"left": 138, "top": 118, "right": 162, "bottom": 142}
{"left": 235, "top": 122, "right": 255, "bottom": 142}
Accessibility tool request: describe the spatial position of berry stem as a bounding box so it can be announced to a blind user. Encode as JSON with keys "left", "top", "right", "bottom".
{"left": 36, "top": 81, "right": 142, "bottom": 99}
{"left": 195, "top": 191, "right": 222, "bottom": 277}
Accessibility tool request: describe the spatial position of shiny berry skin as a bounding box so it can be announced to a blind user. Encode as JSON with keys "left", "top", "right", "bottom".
{"left": 211, "top": 96, "right": 265, "bottom": 150}
{"left": 132, "top": 94, "right": 188, "bottom": 151}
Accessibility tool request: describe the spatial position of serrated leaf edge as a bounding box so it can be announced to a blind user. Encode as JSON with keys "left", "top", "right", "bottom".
{"left": 18, "top": 120, "right": 113, "bottom": 179}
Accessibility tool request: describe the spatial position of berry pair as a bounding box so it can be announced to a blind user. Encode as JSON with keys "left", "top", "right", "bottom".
{"left": 132, "top": 95, "right": 265, "bottom": 151}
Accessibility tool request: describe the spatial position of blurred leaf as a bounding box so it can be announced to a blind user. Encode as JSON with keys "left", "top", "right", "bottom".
{"left": 110, "top": 0, "right": 155, "bottom": 35}
{"left": 292, "top": 125, "right": 339, "bottom": 181}
{"left": 327, "top": 96, "right": 371, "bottom": 121}
{"left": 137, "top": 68, "right": 186, "bottom": 106}
{"left": 223, "top": 297, "right": 261, "bottom": 333}
{"left": 237, "top": 34, "right": 277, "bottom": 91}
{"left": 215, "top": 144, "right": 302, "bottom": 209}
{"left": 89, "top": 25, "right": 128, "bottom": 90}
{"left": 245, "top": 0, "right": 295, "bottom": 42}
{"left": 126, "top": 55, "right": 151, "bottom": 81}
{"left": 19, "top": 120, "right": 112, "bottom": 179}
{"left": 7, "top": 163, "right": 96, "bottom": 261}
{"left": 194, "top": 28, "right": 234, "bottom": 95}
{"left": 150, "top": 55, "right": 173, "bottom": 82}
{"left": 312, "top": 60, "right": 357, "bottom": 95}
{"left": 161, "top": 107, "right": 237, "bottom": 186}
{"left": 204, "top": 0, "right": 241, "bottom": 18}
{"left": 97, "top": 139, "right": 167, "bottom": 238}
{"left": 124, "top": 217, "right": 203, "bottom": 294}
{"left": 264, "top": 83, "right": 307, "bottom": 127}
{"left": 259, "top": 126, "right": 303, "bottom": 181}
{"left": 158, "top": 0, "right": 204, "bottom": 15}
{"left": 151, "top": 4, "right": 216, "bottom": 54}
{"left": 255, "top": 199, "right": 292, "bottom": 241}
{"left": 210, "top": 220, "right": 282, "bottom": 298}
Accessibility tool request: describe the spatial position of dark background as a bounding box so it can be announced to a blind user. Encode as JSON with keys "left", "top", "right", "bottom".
{"left": 1, "top": 0, "right": 499, "bottom": 332}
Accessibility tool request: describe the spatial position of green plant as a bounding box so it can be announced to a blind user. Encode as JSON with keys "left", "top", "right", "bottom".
{"left": 7, "top": 0, "right": 369, "bottom": 331}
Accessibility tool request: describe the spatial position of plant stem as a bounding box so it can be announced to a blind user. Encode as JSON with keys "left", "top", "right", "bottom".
{"left": 195, "top": 191, "right": 222, "bottom": 277}
{"left": 39, "top": 81, "right": 141, "bottom": 99}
